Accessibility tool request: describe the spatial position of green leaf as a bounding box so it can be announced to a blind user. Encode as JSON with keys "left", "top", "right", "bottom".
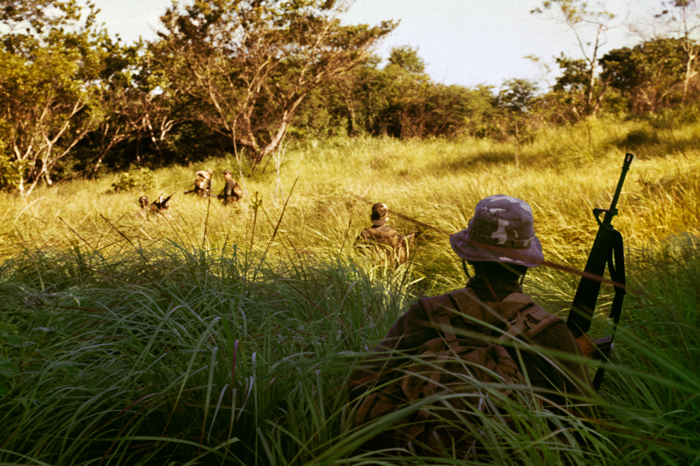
{"left": 4, "top": 335, "right": 23, "bottom": 347}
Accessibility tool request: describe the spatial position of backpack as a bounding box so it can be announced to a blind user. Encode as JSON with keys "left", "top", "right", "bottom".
{"left": 357, "top": 226, "right": 408, "bottom": 265}
{"left": 232, "top": 181, "right": 244, "bottom": 200}
{"left": 195, "top": 171, "right": 210, "bottom": 190}
{"left": 354, "top": 288, "right": 562, "bottom": 457}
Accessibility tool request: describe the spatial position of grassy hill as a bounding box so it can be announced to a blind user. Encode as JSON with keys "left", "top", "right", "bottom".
{"left": 0, "top": 115, "right": 699, "bottom": 464}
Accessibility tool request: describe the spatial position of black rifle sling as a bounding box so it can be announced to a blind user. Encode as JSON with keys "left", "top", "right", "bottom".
{"left": 592, "top": 229, "right": 626, "bottom": 390}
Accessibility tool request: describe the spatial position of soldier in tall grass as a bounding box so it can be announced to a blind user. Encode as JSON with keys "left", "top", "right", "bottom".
{"left": 351, "top": 195, "right": 591, "bottom": 457}
{"left": 184, "top": 169, "right": 212, "bottom": 197}
{"left": 217, "top": 169, "right": 244, "bottom": 206}
{"left": 356, "top": 203, "right": 410, "bottom": 266}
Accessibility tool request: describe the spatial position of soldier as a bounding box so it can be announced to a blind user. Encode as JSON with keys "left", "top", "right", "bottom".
{"left": 356, "top": 203, "right": 409, "bottom": 266}
{"left": 184, "top": 169, "right": 212, "bottom": 197}
{"left": 135, "top": 194, "right": 173, "bottom": 220}
{"left": 350, "top": 195, "right": 591, "bottom": 456}
{"left": 217, "top": 169, "right": 243, "bottom": 205}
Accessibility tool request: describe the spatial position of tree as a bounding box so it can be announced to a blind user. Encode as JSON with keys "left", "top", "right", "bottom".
{"left": 497, "top": 79, "right": 539, "bottom": 113}
{"left": 387, "top": 45, "right": 425, "bottom": 74}
{"left": 153, "top": 0, "right": 395, "bottom": 168}
{"left": 0, "top": 0, "right": 130, "bottom": 195}
{"left": 532, "top": 0, "right": 617, "bottom": 115}
{"left": 600, "top": 38, "right": 686, "bottom": 112}
{"left": 653, "top": 0, "right": 700, "bottom": 103}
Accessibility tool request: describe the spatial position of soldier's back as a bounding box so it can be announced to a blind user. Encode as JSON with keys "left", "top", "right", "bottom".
{"left": 358, "top": 225, "right": 407, "bottom": 265}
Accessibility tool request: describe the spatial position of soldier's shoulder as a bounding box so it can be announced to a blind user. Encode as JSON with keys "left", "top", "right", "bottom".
{"left": 358, "top": 228, "right": 374, "bottom": 239}
{"left": 376, "top": 225, "right": 401, "bottom": 236}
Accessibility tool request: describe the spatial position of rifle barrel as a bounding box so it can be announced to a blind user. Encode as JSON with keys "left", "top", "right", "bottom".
{"left": 602, "top": 153, "right": 634, "bottom": 226}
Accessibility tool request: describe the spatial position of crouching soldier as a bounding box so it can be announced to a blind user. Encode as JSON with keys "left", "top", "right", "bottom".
{"left": 218, "top": 169, "right": 244, "bottom": 205}
{"left": 356, "top": 203, "right": 410, "bottom": 266}
{"left": 135, "top": 194, "right": 173, "bottom": 220}
{"left": 350, "top": 195, "right": 591, "bottom": 459}
{"left": 184, "top": 169, "right": 212, "bottom": 197}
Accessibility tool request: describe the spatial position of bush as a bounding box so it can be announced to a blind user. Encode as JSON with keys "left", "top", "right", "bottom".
{"left": 109, "top": 167, "right": 155, "bottom": 193}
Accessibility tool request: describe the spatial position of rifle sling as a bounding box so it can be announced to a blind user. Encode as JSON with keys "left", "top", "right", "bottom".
{"left": 592, "top": 229, "right": 626, "bottom": 391}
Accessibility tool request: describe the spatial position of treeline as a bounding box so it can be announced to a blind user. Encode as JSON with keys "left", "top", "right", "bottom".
{"left": 2, "top": 0, "right": 700, "bottom": 195}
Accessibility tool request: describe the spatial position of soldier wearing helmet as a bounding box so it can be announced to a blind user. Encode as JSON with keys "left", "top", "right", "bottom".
{"left": 356, "top": 203, "right": 409, "bottom": 266}
{"left": 350, "top": 195, "right": 591, "bottom": 453}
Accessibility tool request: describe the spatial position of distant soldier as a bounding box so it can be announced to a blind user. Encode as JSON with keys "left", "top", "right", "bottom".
{"left": 357, "top": 203, "right": 409, "bottom": 266}
{"left": 218, "top": 169, "right": 244, "bottom": 205}
{"left": 184, "top": 169, "right": 212, "bottom": 197}
{"left": 135, "top": 194, "right": 173, "bottom": 220}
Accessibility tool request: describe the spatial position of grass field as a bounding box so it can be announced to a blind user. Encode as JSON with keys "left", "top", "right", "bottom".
{"left": 0, "top": 115, "right": 699, "bottom": 464}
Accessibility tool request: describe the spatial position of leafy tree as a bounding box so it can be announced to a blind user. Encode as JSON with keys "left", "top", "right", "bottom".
{"left": 553, "top": 53, "right": 589, "bottom": 92}
{"left": 497, "top": 79, "right": 539, "bottom": 113}
{"left": 600, "top": 38, "right": 686, "bottom": 113}
{"left": 0, "top": 0, "right": 135, "bottom": 194}
{"left": 653, "top": 0, "right": 700, "bottom": 103}
{"left": 532, "top": 0, "right": 617, "bottom": 115}
{"left": 387, "top": 45, "right": 426, "bottom": 74}
{"left": 152, "top": 0, "right": 396, "bottom": 168}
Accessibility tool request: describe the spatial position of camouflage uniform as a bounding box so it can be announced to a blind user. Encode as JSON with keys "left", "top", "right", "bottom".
{"left": 350, "top": 195, "right": 590, "bottom": 454}
{"left": 356, "top": 203, "right": 408, "bottom": 266}
{"left": 218, "top": 169, "right": 243, "bottom": 205}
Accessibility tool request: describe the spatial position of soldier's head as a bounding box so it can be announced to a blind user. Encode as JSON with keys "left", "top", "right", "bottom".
{"left": 138, "top": 196, "right": 149, "bottom": 208}
{"left": 449, "top": 195, "right": 543, "bottom": 274}
{"left": 371, "top": 203, "right": 389, "bottom": 226}
{"left": 223, "top": 169, "right": 233, "bottom": 179}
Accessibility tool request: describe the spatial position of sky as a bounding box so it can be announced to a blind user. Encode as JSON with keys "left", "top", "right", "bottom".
{"left": 92, "top": 0, "right": 666, "bottom": 90}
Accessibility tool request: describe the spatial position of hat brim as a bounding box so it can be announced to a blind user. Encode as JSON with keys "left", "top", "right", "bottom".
{"left": 449, "top": 230, "right": 543, "bottom": 268}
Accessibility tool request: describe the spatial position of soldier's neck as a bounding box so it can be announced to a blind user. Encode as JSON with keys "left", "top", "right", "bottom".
{"left": 467, "top": 274, "right": 522, "bottom": 302}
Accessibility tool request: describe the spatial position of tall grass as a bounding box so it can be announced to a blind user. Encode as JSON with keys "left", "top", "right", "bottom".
{"left": 0, "top": 114, "right": 699, "bottom": 464}
{"left": 0, "top": 235, "right": 699, "bottom": 464}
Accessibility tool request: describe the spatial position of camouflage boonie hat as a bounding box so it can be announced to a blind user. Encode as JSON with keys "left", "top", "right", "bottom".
{"left": 223, "top": 169, "right": 233, "bottom": 175}
{"left": 371, "top": 203, "right": 389, "bottom": 226}
{"left": 450, "top": 195, "right": 543, "bottom": 268}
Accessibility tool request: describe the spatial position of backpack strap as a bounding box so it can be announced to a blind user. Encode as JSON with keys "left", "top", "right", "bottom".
{"left": 420, "top": 289, "right": 562, "bottom": 344}
{"left": 419, "top": 293, "right": 460, "bottom": 348}
{"left": 499, "top": 305, "right": 562, "bottom": 343}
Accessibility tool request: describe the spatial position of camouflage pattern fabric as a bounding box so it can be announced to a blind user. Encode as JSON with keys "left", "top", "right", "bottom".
{"left": 450, "top": 194, "right": 543, "bottom": 268}
{"left": 351, "top": 285, "right": 589, "bottom": 458}
{"left": 357, "top": 224, "right": 408, "bottom": 265}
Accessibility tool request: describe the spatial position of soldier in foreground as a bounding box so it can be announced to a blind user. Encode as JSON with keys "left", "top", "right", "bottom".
{"left": 356, "top": 203, "right": 409, "bottom": 266}
{"left": 218, "top": 169, "right": 244, "bottom": 205}
{"left": 184, "top": 169, "right": 212, "bottom": 197}
{"left": 350, "top": 195, "right": 591, "bottom": 457}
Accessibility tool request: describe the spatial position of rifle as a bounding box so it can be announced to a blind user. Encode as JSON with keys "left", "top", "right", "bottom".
{"left": 152, "top": 193, "right": 175, "bottom": 210}
{"left": 567, "top": 152, "right": 633, "bottom": 390}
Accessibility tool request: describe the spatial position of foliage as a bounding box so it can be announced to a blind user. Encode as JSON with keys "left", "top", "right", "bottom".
{"left": 601, "top": 38, "right": 688, "bottom": 113}
{"left": 109, "top": 167, "right": 155, "bottom": 193}
{"left": 532, "top": 0, "right": 617, "bottom": 116}
{"left": 151, "top": 0, "right": 396, "bottom": 168}
{"left": 0, "top": 0, "right": 148, "bottom": 196}
{"left": 0, "top": 230, "right": 698, "bottom": 464}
